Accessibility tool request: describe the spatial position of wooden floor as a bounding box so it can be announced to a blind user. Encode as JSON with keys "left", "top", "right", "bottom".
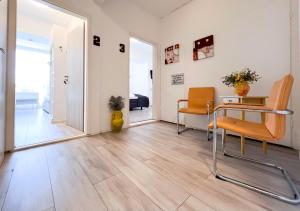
{"left": 15, "top": 108, "right": 84, "bottom": 147}
{"left": 129, "top": 107, "right": 153, "bottom": 123}
{"left": 1, "top": 122, "right": 300, "bottom": 211}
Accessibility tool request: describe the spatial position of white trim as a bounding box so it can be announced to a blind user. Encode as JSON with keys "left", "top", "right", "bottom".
{"left": 128, "top": 119, "right": 159, "bottom": 128}
{"left": 5, "top": 0, "right": 17, "bottom": 151}
{"left": 128, "top": 35, "right": 161, "bottom": 125}
{"left": 11, "top": 134, "right": 87, "bottom": 152}
{"left": 39, "top": 0, "right": 89, "bottom": 21}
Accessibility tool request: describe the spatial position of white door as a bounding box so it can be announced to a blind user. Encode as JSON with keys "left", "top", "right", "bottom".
{"left": 0, "top": 0, "right": 8, "bottom": 165}
{"left": 66, "top": 22, "right": 84, "bottom": 131}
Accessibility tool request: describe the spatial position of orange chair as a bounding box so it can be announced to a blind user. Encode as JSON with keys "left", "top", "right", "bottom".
{"left": 177, "top": 87, "right": 215, "bottom": 139}
{"left": 209, "top": 74, "right": 299, "bottom": 204}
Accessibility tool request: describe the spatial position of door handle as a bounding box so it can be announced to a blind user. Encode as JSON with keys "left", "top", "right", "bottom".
{"left": 64, "top": 75, "right": 69, "bottom": 84}
{"left": 0, "top": 48, "right": 5, "bottom": 55}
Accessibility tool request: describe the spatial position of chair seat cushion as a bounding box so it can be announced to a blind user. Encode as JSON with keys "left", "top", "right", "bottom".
{"left": 178, "top": 107, "right": 208, "bottom": 115}
{"left": 208, "top": 117, "right": 274, "bottom": 141}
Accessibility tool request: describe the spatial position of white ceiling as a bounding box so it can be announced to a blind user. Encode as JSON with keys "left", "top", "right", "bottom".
{"left": 128, "top": 0, "right": 192, "bottom": 18}
{"left": 17, "top": 0, "right": 84, "bottom": 50}
{"left": 99, "top": 0, "right": 193, "bottom": 19}
{"left": 18, "top": 0, "right": 82, "bottom": 28}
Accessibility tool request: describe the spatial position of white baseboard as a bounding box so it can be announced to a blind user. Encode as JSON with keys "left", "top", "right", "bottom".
{"left": 129, "top": 120, "right": 159, "bottom": 128}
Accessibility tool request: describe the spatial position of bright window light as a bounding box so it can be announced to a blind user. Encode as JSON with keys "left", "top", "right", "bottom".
{"left": 15, "top": 47, "right": 51, "bottom": 106}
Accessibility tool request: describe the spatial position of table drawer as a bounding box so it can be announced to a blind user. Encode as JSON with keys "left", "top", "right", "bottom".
{"left": 222, "top": 97, "right": 239, "bottom": 104}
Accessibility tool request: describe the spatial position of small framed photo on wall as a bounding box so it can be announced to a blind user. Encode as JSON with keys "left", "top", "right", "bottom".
{"left": 165, "top": 44, "right": 180, "bottom": 65}
{"left": 171, "top": 73, "right": 184, "bottom": 85}
{"left": 193, "top": 35, "right": 214, "bottom": 61}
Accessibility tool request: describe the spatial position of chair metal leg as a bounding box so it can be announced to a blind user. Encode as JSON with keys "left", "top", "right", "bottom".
{"left": 177, "top": 103, "right": 193, "bottom": 135}
{"left": 178, "top": 127, "right": 192, "bottom": 134}
{"left": 207, "top": 104, "right": 212, "bottom": 141}
{"left": 177, "top": 111, "right": 191, "bottom": 135}
{"left": 213, "top": 111, "right": 300, "bottom": 204}
{"left": 206, "top": 128, "right": 211, "bottom": 141}
{"left": 207, "top": 111, "right": 209, "bottom": 140}
{"left": 221, "top": 129, "right": 225, "bottom": 152}
{"left": 214, "top": 147, "right": 300, "bottom": 204}
{"left": 215, "top": 172, "right": 300, "bottom": 204}
{"left": 177, "top": 105, "right": 180, "bottom": 135}
{"left": 213, "top": 112, "right": 218, "bottom": 174}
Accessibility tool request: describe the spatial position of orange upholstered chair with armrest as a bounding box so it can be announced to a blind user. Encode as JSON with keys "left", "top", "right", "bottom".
{"left": 208, "top": 74, "right": 300, "bottom": 204}
{"left": 177, "top": 87, "right": 215, "bottom": 140}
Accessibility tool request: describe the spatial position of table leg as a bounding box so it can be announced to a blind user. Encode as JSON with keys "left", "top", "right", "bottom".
{"left": 223, "top": 110, "right": 227, "bottom": 144}
{"left": 241, "top": 110, "right": 245, "bottom": 120}
{"left": 263, "top": 141, "right": 268, "bottom": 155}
{"left": 241, "top": 136, "right": 245, "bottom": 155}
{"left": 240, "top": 111, "right": 245, "bottom": 155}
{"left": 261, "top": 113, "right": 266, "bottom": 123}
{"left": 261, "top": 113, "right": 268, "bottom": 154}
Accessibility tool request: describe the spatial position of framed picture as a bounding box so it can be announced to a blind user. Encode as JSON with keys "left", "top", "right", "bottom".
{"left": 171, "top": 73, "right": 184, "bottom": 85}
{"left": 193, "top": 35, "right": 214, "bottom": 61}
{"left": 165, "top": 44, "right": 179, "bottom": 65}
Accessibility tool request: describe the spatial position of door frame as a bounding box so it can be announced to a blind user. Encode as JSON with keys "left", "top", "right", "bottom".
{"left": 128, "top": 35, "right": 161, "bottom": 125}
{"left": 5, "top": 0, "right": 88, "bottom": 151}
{"left": 0, "top": 0, "right": 8, "bottom": 164}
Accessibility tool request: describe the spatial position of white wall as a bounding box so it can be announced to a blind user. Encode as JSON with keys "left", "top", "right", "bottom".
{"left": 130, "top": 38, "right": 153, "bottom": 104}
{"left": 160, "top": 0, "right": 292, "bottom": 145}
{"left": 101, "top": 0, "right": 160, "bottom": 43}
{"left": 100, "top": 0, "right": 161, "bottom": 122}
{"left": 291, "top": 0, "right": 300, "bottom": 151}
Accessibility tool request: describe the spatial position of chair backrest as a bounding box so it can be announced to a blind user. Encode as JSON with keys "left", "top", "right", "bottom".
{"left": 188, "top": 87, "right": 215, "bottom": 110}
{"left": 265, "top": 74, "right": 294, "bottom": 140}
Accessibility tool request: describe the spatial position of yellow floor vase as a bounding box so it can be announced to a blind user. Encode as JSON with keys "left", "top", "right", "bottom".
{"left": 111, "top": 111, "right": 124, "bottom": 132}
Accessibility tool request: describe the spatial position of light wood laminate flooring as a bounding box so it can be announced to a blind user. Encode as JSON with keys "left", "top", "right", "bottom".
{"left": 1, "top": 122, "right": 300, "bottom": 211}
{"left": 129, "top": 107, "right": 153, "bottom": 123}
{"left": 15, "top": 108, "right": 84, "bottom": 147}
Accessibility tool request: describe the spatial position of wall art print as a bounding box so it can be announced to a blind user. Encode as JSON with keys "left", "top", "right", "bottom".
{"left": 171, "top": 73, "right": 184, "bottom": 85}
{"left": 193, "top": 35, "right": 214, "bottom": 61}
{"left": 165, "top": 44, "right": 180, "bottom": 65}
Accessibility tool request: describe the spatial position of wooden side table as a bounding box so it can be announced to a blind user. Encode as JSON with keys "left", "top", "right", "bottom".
{"left": 220, "top": 96, "right": 268, "bottom": 155}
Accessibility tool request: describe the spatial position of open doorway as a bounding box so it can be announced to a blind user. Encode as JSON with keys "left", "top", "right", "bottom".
{"left": 14, "top": 0, "right": 86, "bottom": 147}
{"left": 129, "top": 38, "right": 154, "bottom": 124}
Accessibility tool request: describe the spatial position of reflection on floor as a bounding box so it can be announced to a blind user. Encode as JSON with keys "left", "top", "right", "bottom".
{"left": 15, "top": 108, "right": 84, "bottom": 147}
{"left": 129, "top": 107, "right": 152, "bottom": 123}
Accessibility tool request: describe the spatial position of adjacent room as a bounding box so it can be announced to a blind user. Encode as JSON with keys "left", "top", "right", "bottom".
{"left": 14, "top": 0, "right": 85, "bottom": 147}
{"left": 129, "top": 37, "right": 154, "bottom": 123}
{"left": 1, "top": 0, "right": 300, "bottom": 210}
